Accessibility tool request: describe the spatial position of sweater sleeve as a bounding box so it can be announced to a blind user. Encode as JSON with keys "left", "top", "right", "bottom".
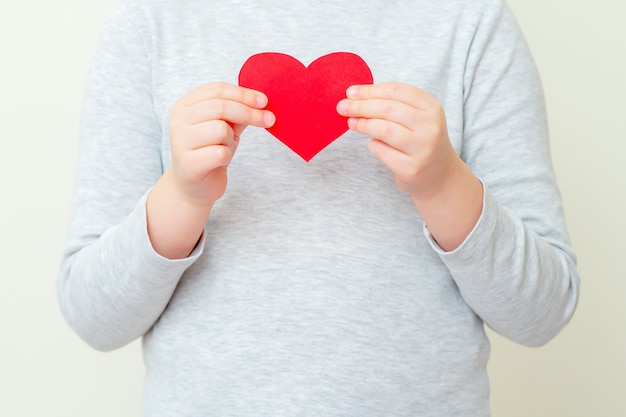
{"left": 57, "top": 1, "right": 203, "bottom": 351}
{"left": 424, "top": 0, "right": 579, "bottom": 347}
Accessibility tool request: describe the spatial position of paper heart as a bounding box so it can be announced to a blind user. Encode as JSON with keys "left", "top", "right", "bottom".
{"left": 238, "top": 52, "right": 374, "bottom": 162}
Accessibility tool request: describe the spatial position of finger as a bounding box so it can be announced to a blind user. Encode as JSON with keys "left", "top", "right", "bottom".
{"left": 368, "top": 139, "right": 417, "bottom": 179}
{"left": 346, "top": 82, "right": 437, "bottom": 111}
{"left": 185, "top": 99, "right": 275, "bottom": 127}
{"left": 184, "top": 144, "right": 236, "bottom": 173}
{"left": 177, "top": 120, "right": 236, "bottom": 150}
{"left": 180, "top": 82, "right": 268, "bottom": 108}
{"left": 347, "top": 117, "right": 417, "bottom": 155}
{"left": 337, "top": 98, "right": 421, "bottom": 131}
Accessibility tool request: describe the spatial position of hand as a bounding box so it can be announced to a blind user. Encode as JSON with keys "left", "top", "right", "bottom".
{"left": 337, "top": 82, "right": 460, "bottom": 199}
{"left": 169, "top": 82, "right": 275, "bottom": 208}
{"left": 146, "top": 83, "right": 274, "bottom": 259}
{"left": 337, "top": 82, "right": 483, "bottom": 251}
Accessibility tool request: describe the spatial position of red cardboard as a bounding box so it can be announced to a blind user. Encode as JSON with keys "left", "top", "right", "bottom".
{"left": 238, "top": 52, "right": 374, "bottom": 162}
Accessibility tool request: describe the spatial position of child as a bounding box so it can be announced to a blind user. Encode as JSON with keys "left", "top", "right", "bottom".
{"left": 58, "top": 0, "right": 579, "bottom": 415}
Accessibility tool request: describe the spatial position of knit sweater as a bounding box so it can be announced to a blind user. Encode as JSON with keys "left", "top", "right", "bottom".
{"left": 57, "top": 0, "right": 579, "bottom": 415}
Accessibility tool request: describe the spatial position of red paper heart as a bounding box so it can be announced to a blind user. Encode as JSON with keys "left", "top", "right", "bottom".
{"left": 238, "top": 52, "right": 374, "bottom": 162}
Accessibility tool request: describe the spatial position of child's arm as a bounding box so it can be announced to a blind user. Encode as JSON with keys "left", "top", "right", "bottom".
{"left": 56, "top": 3, "right": 271, "bottom": 351}
{"left": 338, "top": 2, "right": 579, "bottom": 347}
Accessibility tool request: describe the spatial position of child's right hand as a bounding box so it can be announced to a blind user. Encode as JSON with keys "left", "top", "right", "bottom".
{"left": 146, "top": 83, "right": 274, "bottom": 259}
{"left": 168, "top": 82, "right": 275, "bottom": 208}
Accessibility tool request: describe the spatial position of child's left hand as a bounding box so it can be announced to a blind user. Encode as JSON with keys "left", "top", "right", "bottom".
{"left": 336, "top": 82, "right": 461, "bottom": 200}
{"left": 337, "top": 82, "right": 483, "bottom": 251}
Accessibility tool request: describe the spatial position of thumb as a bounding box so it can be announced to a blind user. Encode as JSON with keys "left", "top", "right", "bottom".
{"left": 233, "top": 123, "right": 248, "bottom": 139}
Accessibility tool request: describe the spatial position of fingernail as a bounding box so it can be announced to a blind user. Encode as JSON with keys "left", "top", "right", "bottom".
{"left": 346, "top": 86, "right": 358, "bottom": 98}
{"left": 347, "top": 117, "right": 358, "bottom": 128}
{"left": 256, "top": 95, "right": 268, "bottom": 107}
{"left": 263, "top": 112, "right": 275, "bottom": 126}
{"left": 337, "top": 100, "right": 349, "bottom": 115}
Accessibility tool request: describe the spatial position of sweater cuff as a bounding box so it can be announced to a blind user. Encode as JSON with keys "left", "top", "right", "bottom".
{"left": 129, "top": 191, "right": 205, "bottom": 272}
{"left": 422, "top": 182, "right": 496, "bottom": 262}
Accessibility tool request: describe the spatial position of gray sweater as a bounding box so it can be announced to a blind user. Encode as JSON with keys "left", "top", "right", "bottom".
{"left": 57, "top": 0, "right": 580, "bottom": 415}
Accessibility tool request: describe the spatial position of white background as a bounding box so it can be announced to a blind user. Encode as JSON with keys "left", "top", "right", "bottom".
{"left": 1, "top": 0, "right": 624, "bottom": 416}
